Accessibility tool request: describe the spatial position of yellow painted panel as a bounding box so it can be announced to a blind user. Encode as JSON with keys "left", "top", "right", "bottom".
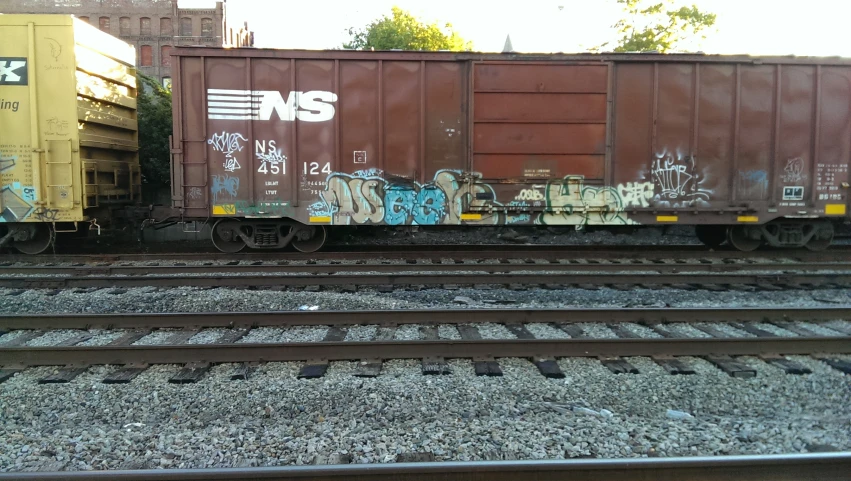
{"left": 825, "top": 204, "right": 846, "bottom": 215}
{"left": 737, "top": 216, "right": 759, "bottom": 223}
{"left": 212, "top": 204, "right": 235, "bottom": 215}
{"left": 656, "top": 215, "right": 678, "bottom": 222}
{"left": 76, "top": 71, "right": 136, "bottom": 109}
{"left": 78, "top": 106, "right": 138, "bottom": 131}
{"left": 75, "top": 46, "right": 136, "bottom": 88}
{"left": 0, "top": 15, "right": 138, "bottom": 222}
{"left": 310, "top": 216, "right": 331, "bottom": 223}
{"left": 460, "top": 213, "right": 483, "bottom": 221}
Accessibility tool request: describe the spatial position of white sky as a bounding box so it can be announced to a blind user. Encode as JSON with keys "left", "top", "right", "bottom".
{"left": 184, "top": 0, "right": 851, "bottom": 57}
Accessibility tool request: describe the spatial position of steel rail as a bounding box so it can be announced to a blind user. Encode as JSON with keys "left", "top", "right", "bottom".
{"left": 2, "top": 336, "right": 850, "bottom": 367}
{"left": 2, "top": 306, "right": 850, "bottom": 330}
{"left": 1, "top": 260, "right": 848, "bottom": 275}
{"left": 3, "top": 243, "right": 850, "bottom": 263}
{"left": 1, "top": 452, "right": 850, "bottom": 481}
{"left": 1, "top": 271, "right": 850, "bottom": 289}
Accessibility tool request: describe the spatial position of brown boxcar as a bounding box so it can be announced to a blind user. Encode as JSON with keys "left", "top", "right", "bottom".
{"left": 168, "top": 48, "right": 850, "bottom": 252}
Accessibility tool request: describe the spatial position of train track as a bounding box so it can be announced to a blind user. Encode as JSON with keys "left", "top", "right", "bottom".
{"left": 1, "top": 452, "right": 849, "bottom": 481}
{"left": 2, "top": 307, "right": 849, "bottom": 382}
{"left": 1, "top": 265, "right": 850, "bottom": 290}
{"left": 3, "top": 243, "right": 851, "bottom": 264}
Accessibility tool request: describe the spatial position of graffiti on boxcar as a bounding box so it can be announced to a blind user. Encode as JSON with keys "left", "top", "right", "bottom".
{"left": 737, "top": 170, "right": 768, "bottom": 199}
{"left": 0, "top": 154, "right": 16, "bottom": 172}
{"left": 514, "top": 188, "right": 544, "bottom": 201}
{"left": 617, "top": 181, "right": 655, "bottom": 208}
{"left": 46, "top": 117, "right": 69, "bottom": 136}
{"left": 0, "top": 186, "right": 34, "bottom": 222}
{"left": 33, "top": 207, "right": 58, "bottom": 222}
{"left": 505, "top": 201, "right": 532, "bottom": 224}
{"left": 255, "top": 140, "right": 287, "bottom": 175}
{"left": 539, "top": 176, "right": 632, "bottom": 225}
{"left": 187, "top": 187, "right": 202, "bottom": 200}
{"left": 782, "top": 157, "right": 805, "bottom": 184}
{"left": 319, "top": 169, "right": 501, "bottom": 226}
{"left": 650, "top": 150, "right": 711, "bottom": 207}
{"left": 211, "top": 174, "right": 239, "bottom": 203}
{"left": 208, "top": 131, "right": 247, "bottom": 173}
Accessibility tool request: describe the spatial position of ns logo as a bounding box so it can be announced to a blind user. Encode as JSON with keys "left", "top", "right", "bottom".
{"left": 0, "top": 58, "right": 28, "bottom": 85}
{"left": 207, "top": 88, "right": 339, "bottom": 122}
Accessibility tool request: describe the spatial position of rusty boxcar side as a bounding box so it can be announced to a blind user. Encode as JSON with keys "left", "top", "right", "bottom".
{"left": 169, "top": 48, "right": 850, "bottom": 252}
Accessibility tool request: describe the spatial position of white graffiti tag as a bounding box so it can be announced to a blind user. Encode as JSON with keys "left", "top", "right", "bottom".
{"left": 514, "top": 189, "right": 544, "bottom": 201}
{"left": 208, "top": 131, "right": 247, "bottom": 172}
{"left": 255, "top": 140, "right": 287, "bottom": 175}
{"left": 783, "top": 157, "right": 804, "bottom": 183}
{"left": 650, "top": 150, "right": 711, "bottom": 207}
{"left": 617, "top": 182, "right": 654, "bottom": 208}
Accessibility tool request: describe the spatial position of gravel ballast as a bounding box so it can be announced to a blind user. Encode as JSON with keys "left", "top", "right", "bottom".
{"left": 0, "top": 354, "right": 848, "bottom": 471}
{"left": 2, "top": 285, "right": 851, "bottom": 315}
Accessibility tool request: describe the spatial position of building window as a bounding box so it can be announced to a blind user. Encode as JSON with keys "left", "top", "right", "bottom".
{"left": 180, "top": 17, "right": 192, "bottom": 36}
{"left": 99, "top": 16, "right": 110, "bottom": 32}
{"left": 78, "top": 16, "right": 89, "bottom": 23}
{"left": 201, "top": 18, "right": 213, "bottom": 36}
{"left": 140, "top": 17, "right": 151, "bottom": 36}
{"left": 161, "top": 45, "right": 172, "bottom": 66}
{"left": 140, "top": 45, "right": 152, "bottom": 66}
{"left": 162, "top": 77, "right": 172, "bottom": 91}
{"left": 119, "top": 17, "right": 130, "bottom": 36}
{"left": 160, "top": 17, "right": 172, "bottom": 36}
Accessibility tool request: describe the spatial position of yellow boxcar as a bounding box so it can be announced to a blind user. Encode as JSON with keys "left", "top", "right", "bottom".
{"left": 0, "top": 14, "right": 140, "bottom": 253}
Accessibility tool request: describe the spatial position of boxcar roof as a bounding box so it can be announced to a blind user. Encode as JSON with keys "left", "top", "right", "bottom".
{"left": 171, "top": 46, "right": 851, "bottom": 66}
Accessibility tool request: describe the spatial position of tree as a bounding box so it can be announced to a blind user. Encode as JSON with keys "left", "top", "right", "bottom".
{"left": 136, "top": 73, "right": 172, "bottom": 185}
{"left": 596, "top": 0, "right": 717, "bottom": 53}
{"left": 343, "top": 6, "right": 473, "bottom": 51}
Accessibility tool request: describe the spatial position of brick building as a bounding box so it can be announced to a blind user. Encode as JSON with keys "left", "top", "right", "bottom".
{"left": 0, "top": 0, "right": 254, "bottom": 87}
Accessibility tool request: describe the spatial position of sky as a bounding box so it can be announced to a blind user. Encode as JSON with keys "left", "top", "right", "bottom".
{"left": 184, "top": 0, "right": 851, "bottom": 57}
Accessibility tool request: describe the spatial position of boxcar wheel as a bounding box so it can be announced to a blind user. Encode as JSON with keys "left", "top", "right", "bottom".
{"left": 727, "top": 225, "right": 761, "bottom": 252}
{"left": 211, "top": 219, "right": 246, "bottom": 253}
{"left": 695, "top": 225, "right": 726, "bottom": 248}
{"left": 292, "top": 226, "right": 327, "bottom": 253}
{"left": 14, "top": 224, "right": 54, "bottom": 255}
{"left": 805, "top": 223, "right": 833, "bottom": 251}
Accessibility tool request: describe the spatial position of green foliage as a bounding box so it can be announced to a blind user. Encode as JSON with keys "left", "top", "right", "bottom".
{"left": 136, "top": 73, "right": 172, "bottom": 185}
{"left": 343, "top": 6, "right": 473, "bottom": 51}
{"left": 597, "top": 0, "right": 717, "bottom": 53}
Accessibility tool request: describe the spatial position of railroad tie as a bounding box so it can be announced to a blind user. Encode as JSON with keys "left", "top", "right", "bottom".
{"left": 0, "top": 331, "right": 45, "bottom": 347}
{"left": 457, "top": 324, "right": 502, "bottom": 377}
{"left": 218, "top": 329, "right": 252, "bottom": 380}
{"left": 811, "top": 354, "right": 851, "bottom": 374}
{"left": 169, "top": 362, "right": 212, "bottom": 384}
{"left": 354, "top": 324, "right": 396, "bottom": 378}
{"left": 101, "top": 330, "right": 153, "bottom": 384}
{"left": 503, "top": 323, "right": 565, "bottom": 378}
{"left": 103, "top": 363, "right": 150, "bottom": 384}
{"left": 164, "top": 328, "right": 207, "bottom": 384}
{"left": 37, "top": 333, "right": 94, "bottom": 384}
{"left": 768, "top": 321, "right": 821, "bottom": 337}
{"left": 730, "top": 322, "right": 811, "bottom": 374}
{"left": 639, "top": 323, "right": 695, "bottom": 375}
{"left": 298, "top": 326, "right": 348, "bottom": 379}
{"left": 0, "top": 368, "right": 22, "bottom": 384}
{"left": 759, "top": 353, "right": 812, "bottom": 375}
{"left": 420, "top": 326, "right": 451, "bottom": 375}
{"left": 230, "top": 362, "right": 258, "bottom": 380}
{"left": 703, "top": 354, "right": 757, "bottom": 378}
